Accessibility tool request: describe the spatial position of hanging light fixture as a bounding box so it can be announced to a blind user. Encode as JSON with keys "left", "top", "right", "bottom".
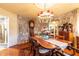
{"left": 38, "top": 10, "right": 54, "bottom": 18}
{"left": 35, "top": 3, "right": 54, "bottom": 24}
{"left": 35, "top": 3, "right": 57, "bottom": 39}
{"left": 36, "top": 3, "right": 54, "bottom": 19}
{"left": 35, "top": 3, "right": 55, "bottom": 10}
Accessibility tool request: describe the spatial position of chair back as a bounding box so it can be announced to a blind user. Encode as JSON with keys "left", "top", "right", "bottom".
{"left": 69, "top": 32, "right": 74, "bottom": 42}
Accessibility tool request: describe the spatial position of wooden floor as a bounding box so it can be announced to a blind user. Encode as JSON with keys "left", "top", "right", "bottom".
{"left": 0, "top": 42, "right": 79, "bottom": 56}
{"left": 64, "top": 49, "right": 79, "bottom": 56}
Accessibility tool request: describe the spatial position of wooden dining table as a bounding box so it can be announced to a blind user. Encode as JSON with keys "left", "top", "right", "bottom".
{"left": 31, "top": 35, "right": 72, "bottom": 49}
{"left": 31, "top": 35, "right": 57, "bottom": 49}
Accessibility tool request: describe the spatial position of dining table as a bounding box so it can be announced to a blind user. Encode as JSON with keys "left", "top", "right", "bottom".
{"left": 31, "top": 35, "right": 57, "bottom": 49}
{"left": 31, "top": 35, "right": 72, "bottom": 50}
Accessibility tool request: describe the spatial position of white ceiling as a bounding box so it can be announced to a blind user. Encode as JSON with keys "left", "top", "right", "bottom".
{"left": 0, "top": 3, "right": 79, "bottom": 18}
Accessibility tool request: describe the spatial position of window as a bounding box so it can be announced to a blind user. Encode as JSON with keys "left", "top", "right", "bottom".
{"left": 0, "top": 16, "right": 9, "bottom": 44}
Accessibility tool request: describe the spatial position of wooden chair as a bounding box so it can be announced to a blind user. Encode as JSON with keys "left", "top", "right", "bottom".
{"left": 55, "top": 35, "right": 64, "bottom": 40}
{"left": 31, "top": 39, "right": 53, "bottom": 56}
{"left": 52, "top": 46, "right": 65, "bottom": 56}
{"left": 37, "top": 46, "right": 53, "bottom": 56}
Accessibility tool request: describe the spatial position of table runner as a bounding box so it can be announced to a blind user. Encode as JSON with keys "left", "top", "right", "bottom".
{"left": 45, "top": 39, "right": 68, "bottom": 50}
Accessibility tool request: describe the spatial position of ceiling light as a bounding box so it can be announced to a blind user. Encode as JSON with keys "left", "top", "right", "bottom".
{"left": 35, "top": 3, "right": 55, "bottom": 10}
{"left": 38, "top": 10, "right": 54, "bottom": 18}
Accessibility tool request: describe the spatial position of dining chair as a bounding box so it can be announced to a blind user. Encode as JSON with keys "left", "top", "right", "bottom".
{"left": 38, "top": 46, "right": 53, "bottom": 56}
{"left": 31, "top": 38, "right": 53, "bottom": 56}
{"left": 52, "top": 46, "right": 65, "bottom": 56}
{"left": 55, "top": 35, "right": 64, "bottom": 40}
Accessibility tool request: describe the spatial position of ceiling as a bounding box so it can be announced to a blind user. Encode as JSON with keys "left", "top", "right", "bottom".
{"left": 0, "top": 3, "right": 79, "bottom": 18}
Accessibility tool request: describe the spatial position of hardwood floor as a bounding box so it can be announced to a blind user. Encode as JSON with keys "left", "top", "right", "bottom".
{"left": 0, "top": 42, "right": 79, "bottom": 56}
{"left": 0, "top": 48, "right": 20, "bottom": 56}
{"left": 64, "top": 49, "right": 79, "bottom": 56}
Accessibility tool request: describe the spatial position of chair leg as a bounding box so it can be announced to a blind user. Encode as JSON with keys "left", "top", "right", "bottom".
{"left": 35, "top": 49, "right": 39, "bottom": 56}
{"left": 49, "top": 50, "right": 53, "bottom": 56}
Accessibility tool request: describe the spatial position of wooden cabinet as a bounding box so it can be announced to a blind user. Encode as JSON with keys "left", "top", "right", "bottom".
{"left": 58, "top": 23, "right": 73, "bottom": 41}
{"left": 76, "top": 36, "right": 79, "bottom": 49}
{"left": 59, "top": 31, "right": 69, "bottom": 40}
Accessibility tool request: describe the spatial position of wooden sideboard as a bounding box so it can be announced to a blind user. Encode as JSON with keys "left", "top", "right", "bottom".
{"left": 59, "top": 31, "right": 69, "bottom": 40}
{"left": 76, "top": 36, "right": 79, "bottom": 49}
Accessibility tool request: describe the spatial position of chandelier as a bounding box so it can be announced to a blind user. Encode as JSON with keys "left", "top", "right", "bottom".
{"left": 38, "top": 10, "right": 54, "bottom": 18}
{"left": 35, "top": 3, "right": 54, "bottom": 23}
{"left": 36, "top": 3, "right": 54, "bottom": 18}
{"left": 36, "top": 3, "right": 54, "bottom": 9}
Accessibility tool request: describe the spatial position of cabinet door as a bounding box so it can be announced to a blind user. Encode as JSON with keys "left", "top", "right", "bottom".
{"left": 77, "top": 37, "right": 79, "bottom": 49}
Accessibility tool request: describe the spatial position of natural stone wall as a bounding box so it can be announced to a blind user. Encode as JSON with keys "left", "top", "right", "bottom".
{"left": 59, "top": 9, "right": 77, "bottom": 32}
{"left": 17, "top": 15, "right": 30, "bottom": 44}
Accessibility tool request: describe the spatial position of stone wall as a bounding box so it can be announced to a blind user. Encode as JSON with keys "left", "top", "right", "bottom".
{"left": 59, "top": 9, "right": 77, "bottom": 32}
{"left": 17, "top": 15, "right": 30, "bottom": 44}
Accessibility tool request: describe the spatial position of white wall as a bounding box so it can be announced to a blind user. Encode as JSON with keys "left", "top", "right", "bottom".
{"left": 0, "top": 8, "right": 18, "bottom": 47}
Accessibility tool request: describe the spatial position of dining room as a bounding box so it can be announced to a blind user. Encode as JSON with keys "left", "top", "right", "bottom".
{"left": 0, "top": 3, "right": 79, "bottom": 56}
